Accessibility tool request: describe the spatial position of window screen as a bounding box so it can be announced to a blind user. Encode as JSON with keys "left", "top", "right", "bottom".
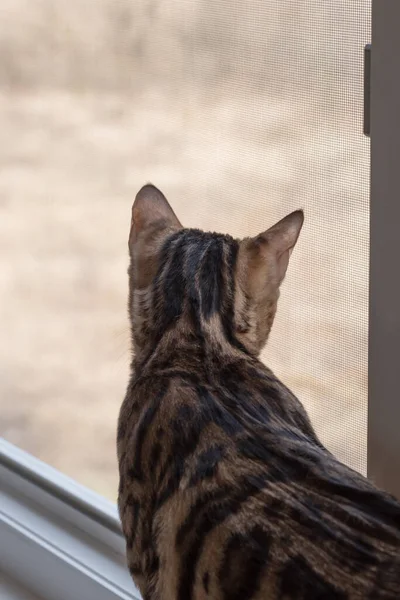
{"left": 0, "top": 0, "right": 371, "bottom": 499}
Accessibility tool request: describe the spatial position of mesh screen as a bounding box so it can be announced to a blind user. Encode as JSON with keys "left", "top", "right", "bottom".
{"left": 0, "top": 0, "right": 370, "bottom": 498}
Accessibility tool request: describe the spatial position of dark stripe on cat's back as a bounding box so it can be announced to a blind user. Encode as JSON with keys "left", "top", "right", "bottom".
{"left": 196, "top": 384, "right": 243, "bottom": 436}
{"left": 152, "top": 229, "right": 184, "bottom": 286}
{"left": 154, "top": 384, "right": 240, "bottom": 510}
{"left": 154, "top": 398, "right": 217, "bottom": 510}
{"left": 125, "top": 495, "right": 140, "bottom": 549}
{"left": 219, "top": 526, "right": 271, "bottom": 600}
{"left": 278, "top": 555, "right": 347, "bottom": 599}
{"left": 220, "top": 240, "right": 249, "bottom": 353}
{"left": 176, "top": 473, "right": 270, "bottom": 600}
{"left": 157, "top": 233, "right": 187, "bottom": 330}
{"left": 200, "top": 238, "right": 224, "bottom": 319}
{"left": 188, "top": 444, "right": 225, "bottom": 487}
{"left": 176, "top": 473, "right": 271, "bottom": 549}
{"left": 184, "top": 236, "right": 212, "bottom": 346}
{"left": 202, "top": 572, "right": 210, "bottom": 594}
{"left": 128, "top": 380, "right": 169, "bottom": 481}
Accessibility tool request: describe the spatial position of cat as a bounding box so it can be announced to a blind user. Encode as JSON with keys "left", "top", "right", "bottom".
{"left": 117, "top": 184, "right": 400, "bottom": 600}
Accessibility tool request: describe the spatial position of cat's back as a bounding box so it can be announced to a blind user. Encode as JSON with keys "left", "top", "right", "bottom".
{"left": 118, "top": 368, "right": 400, "bottom": 600}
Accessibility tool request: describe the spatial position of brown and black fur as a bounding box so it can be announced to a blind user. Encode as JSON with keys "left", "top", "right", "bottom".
{"left": 117, "top": 184, "right": 400, "bottom": 600}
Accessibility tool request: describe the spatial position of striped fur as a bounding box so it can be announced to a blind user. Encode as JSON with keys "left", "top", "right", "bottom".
{"left": 118, "top": 184, "right": 400, "bottom": 600}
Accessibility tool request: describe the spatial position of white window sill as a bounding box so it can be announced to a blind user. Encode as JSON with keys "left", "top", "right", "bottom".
{"left": 0, "top": 439, "right": 141, "bottom": 600}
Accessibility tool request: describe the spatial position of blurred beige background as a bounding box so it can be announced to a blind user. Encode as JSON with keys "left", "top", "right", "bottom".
{"left": 0, "top": 0, "right": 370, "bottom": 499}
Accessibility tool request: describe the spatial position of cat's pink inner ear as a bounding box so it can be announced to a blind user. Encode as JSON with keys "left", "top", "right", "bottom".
{"left": 130, "top": 184, "right": 182, "bottom": 240}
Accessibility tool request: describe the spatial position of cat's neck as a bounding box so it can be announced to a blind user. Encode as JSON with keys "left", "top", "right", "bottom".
{"left": 131, "top": 321, "right": 253, "bottom": 378}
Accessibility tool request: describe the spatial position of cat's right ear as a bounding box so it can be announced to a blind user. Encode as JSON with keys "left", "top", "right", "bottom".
{"left": 129, "top": 184, "right": 182, "bottom": 246}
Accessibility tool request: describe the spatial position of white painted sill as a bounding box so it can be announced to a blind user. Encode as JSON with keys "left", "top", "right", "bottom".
{"left": 0, "top": 439, "right": 141, "bottom": 600}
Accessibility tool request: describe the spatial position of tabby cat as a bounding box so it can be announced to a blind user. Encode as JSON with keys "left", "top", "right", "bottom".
{"left": 117, "top": 184, "right": 400, "bottom": 600}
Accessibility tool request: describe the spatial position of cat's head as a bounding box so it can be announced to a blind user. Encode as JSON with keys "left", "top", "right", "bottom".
{"left": 128, "top": 184, "right": 303, "bottom": 358}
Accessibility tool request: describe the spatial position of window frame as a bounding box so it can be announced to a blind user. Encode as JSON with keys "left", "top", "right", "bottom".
{"left": 0, "top": 439, "right": 141, "bottom": 600}
{"left": 368, "top": 0, "right": 400, "bottom": 499}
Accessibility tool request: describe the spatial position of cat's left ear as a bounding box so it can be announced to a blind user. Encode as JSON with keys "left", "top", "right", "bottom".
{"left": 245, "top": 210, "right": 304, "bottom": 287}
{"left": 130, "top": 184, "right": 182, "bottom": 245}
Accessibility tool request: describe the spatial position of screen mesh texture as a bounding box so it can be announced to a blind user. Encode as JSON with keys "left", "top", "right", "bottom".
{"left": 0, "top": 0, "right": 371, "bottom": 497}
